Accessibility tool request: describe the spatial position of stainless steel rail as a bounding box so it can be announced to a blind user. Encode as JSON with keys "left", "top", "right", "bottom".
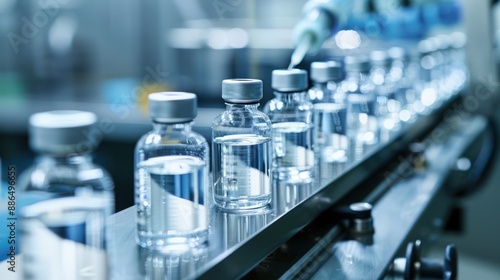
{"left": 108, "top": 95, "right": 476, "bottom": 279}
{"left": 195, "top": 96, "right": 464, "bottom": 279}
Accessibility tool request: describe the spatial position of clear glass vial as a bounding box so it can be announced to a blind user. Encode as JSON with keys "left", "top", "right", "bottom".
{"left": 135, "top": 92, "right": 209, "bottom": 250}
{"left": 19, "top": 110, "right": 114, "bottom": 280}
{"left": 370, "top": 50, "right": 402, "bottom": 141}
{"left": 264, "top": 69, "right": 315, "bottom": 215}
{"left": 388, "top": 46, "right": 418, "bottom": 124}
{"left": 342, "top": 55, "right": 379, "bottom": 161}
{"left": 212, "top": 79, "right": 272, "bottom": 210}
{"left": 416, "top": 39, "right": 441, "bottom": 113}
{"left": 313, "top": 103, "right": 348, "bottom": 186}
{"left": 309, "top": 61, "right": 348, "bottom": 185}
{"left": 308, "top": 61, "right": 344, "bottom": 104}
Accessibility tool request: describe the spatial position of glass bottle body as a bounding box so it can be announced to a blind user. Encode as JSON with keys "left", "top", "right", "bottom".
{"left": 212, "top": 103, "right": 272, "bottom": 210}
{"left": 309, "top": 81, "right": 349, "bottom": 186}
{"left": 19, "top": 154, "right": 114, "bottom": 280}
{"left": 264, "top": 92, "right": 315, "bottom": 214}
{"left": 341, "top": 71, "right": 379, "bottom": 161}
{"left": 308, "top": 81, "right": 344, "bottom": 104}
{"left": 135, "top": 122, "right": 209, "bottom": 250}
{"left": 371, "top": 66, "right": 402, "bottom": 141}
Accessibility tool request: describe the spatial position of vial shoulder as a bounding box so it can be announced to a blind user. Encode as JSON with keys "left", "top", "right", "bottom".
{"left": 19, "top": 159, "right": 114, "bottom": 192}
{"left": 136, "top": 130, "right": 208, "bottom": 148}
{"left": 212, "top": 107, "right": 272, "bottom": 129}
{"left": 263, "top": 98, "right": 313, "bottom": 122}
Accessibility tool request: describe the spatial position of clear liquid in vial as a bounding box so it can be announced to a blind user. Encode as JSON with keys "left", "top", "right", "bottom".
{"left": 271, "top": 122, "right": 315, "bottom": 215}
{"left": 313, "top": 104, "right": 349, "bottom": 186}
{"left": 21, "top": 196, "right": 109, "bottom": 280}
{"left": 137, "top": 155, "right": 208, "bottom": 250}
{"left": 213, "top": 134, "right": 271, "bottom": 209}
{"left": 318, "top": 135, "right": 349, "bottom": 186}
{"left": 347, "top": 94, "right": 379, "bottom": 161}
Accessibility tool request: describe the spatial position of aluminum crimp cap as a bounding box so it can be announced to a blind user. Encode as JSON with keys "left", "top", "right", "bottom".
{"left": 148, "top": 92, "right": 197, "bottom": 123}
{"left": 222, "top": 79, "right": 263, "bottom": 103}
{"left": 272, "top": 69, "right": 308, "bottom": 92}
{"left": 310, "top": 61, "right": 343, "bottom": 83}
{"left": 29, "top": 110, "right": 98, "bottom": 155}
{"left": 370, "top": 50, "right": 392, "bottom": 68}
{"left": 344, "top": 55, "right": 371, "bottom": 73}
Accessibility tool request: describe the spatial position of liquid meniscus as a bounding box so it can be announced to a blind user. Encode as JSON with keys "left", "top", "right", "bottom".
{"left": 213, "top": 134, "right": 271, "bottom": 209}
{"left": 136, "top": 155, "right": 208, "bottom": 250}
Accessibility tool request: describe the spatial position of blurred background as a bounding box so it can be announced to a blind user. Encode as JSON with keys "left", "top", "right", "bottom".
{"left": 1, "top": 0, "right": 500, "bottom": 277}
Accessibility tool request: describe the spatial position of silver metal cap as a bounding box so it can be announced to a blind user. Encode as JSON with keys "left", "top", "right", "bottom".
{"left": 370, "top": 50, "right": 392, "bottom": 68}
{"left": 272, "top": 69, "right": 308, "bottom": 92}
{"left": 344, "top": 55, "right": 371, "bottom": 73}
{"left": 148, "top": 92, "right": 197, "bottom": 123}
{"left": 29, "top": 110, "right": 98, "bottom": 155}
{"left": 310, "top": 61, "right": 343, "bottom": 83}
{"left": 222, "top": 79, "right": 263, "bottom": 103}
{"left": 388, "top": 47, "right": 410, "bottom": 62}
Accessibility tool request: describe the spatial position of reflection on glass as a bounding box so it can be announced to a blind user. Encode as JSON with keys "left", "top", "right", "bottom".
{"left": 346, "top": 94, "right": 379, "bottom": 161}
{"left": 213, "top": 205, "right": 273, "bottom": 251}
{"left": 313, "top": 103, "right": 348, "bottom": 186}
{"left": 370, "top": 50, "right": 402, "bottom": 142}
{"left": 139, "top": 244, "right": 208, "bottom": 280}
{"left": 264, "top": 69, "right": 315, "bottom": 216}
{"left": 416, "top": 39, "right": 443, "bottom": 113}
{"left": 21, "top": 197, "right": 109, "bottom": 280}
{"left": 388, "top": 47, "right": 418, "bottom": 125}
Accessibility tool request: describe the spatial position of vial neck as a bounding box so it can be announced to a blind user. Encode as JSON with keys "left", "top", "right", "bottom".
{"left": 314, "top": 81, "right": 340, "bottom": 91}
{"left": 313, "top": 82, "right": 328, "bottom": 90}
{"left": 39, "top": 154, "right": 93, "bottom": 166}
{"left": 153, "top": 122, "right": 193, "bottom": 133}
{"left": 225, "top": 103, "right": 259, "bottom": 110}
{"left": 345, "top": 71, "right": 370, "bottom": 83}
{"left": 274, "top": 91, "right": 308, "bottom": 102}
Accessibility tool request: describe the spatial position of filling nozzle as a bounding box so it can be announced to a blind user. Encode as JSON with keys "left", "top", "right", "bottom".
{"left": 288, "top": 33, "right": 312, "bottom": 70}
{"left": 290, "top": 0, "right": 352, "bottom": 68}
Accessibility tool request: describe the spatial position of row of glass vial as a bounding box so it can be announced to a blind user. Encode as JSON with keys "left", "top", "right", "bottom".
{"left": 13, "top": 34, "right": 467, "bottom": 278}
{"left": 135, "top": 34, "right": 469, "bottom": 252}
{"left": 309, "top": 34, "right": 467, "bottom": 186}
{"left": 135, "top": 72, "right": 315, "bottom": 251}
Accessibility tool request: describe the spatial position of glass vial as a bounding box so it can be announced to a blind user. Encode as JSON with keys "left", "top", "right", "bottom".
{"left": 212, "top": 79, "right": 272, "bottom": 209}
{"left": 264, "top": 69, "right": 315, "bottom": 215}
{"left": 416, "top": 39, "right": 441, "bottom": 113}
{"left": 309, "top": 61, "right": 348, "bottom": 186}
{"left": 19, "top": 110, "right": 114, "bottom": 280}
{"left": 213, "top": 206, "right": 273, "bottom": 251}
{"left": 388, "top": 46, "right": 418, "bottom": 124}
{"left": 313, "top": 103, "right": 348, "bottom": 186}
{"left": 342, "top": 55, "right": 379, "bottom": 161}
{"left": 135, "top": 92, "right": 209, "bottom": 250}
{"left": 370, "top": 50, "right": 402, "bottom": 141}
